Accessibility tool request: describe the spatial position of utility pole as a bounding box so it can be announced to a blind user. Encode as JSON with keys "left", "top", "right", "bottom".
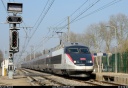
{"left": 30, "top": 46, "right": 32, "bottom": 60}
{"left": 67, "top": 16, "right": 70, "bottom": 42}
{"left": 30, "top": 46, "right": 35, "bottom": 59}
{"left": 106, "top": 25, "right": 117, "bottom": 73}
{"left": 33, "top": 46, "right": 35, "bottom": 59}
{"left": 56, "top": 32, "right": 63, "bottom": 45}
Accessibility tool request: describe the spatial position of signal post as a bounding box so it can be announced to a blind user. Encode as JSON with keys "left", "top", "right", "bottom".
{"left": 7, "top": 3, "right": 23, "bottom": 79}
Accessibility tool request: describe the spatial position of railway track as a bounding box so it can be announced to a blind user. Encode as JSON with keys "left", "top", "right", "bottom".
{"left": 20, "top": 69, "right": 67, "bottom": 86}
{"left": 64, "top": 76, "right": 121, "bottom": 86}
{"left": 20, "top": 68, "right": 122, "bottom": 86}
{"left": 83, "top": 80, "right": 122, "bottom": 86}
{"left": 27, "top": 76, "right": 66, "bottom": 86}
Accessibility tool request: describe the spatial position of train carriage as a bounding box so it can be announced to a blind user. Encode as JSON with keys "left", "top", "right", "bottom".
{"left": 21, "top": 42, "right": 94, "bottom": 77}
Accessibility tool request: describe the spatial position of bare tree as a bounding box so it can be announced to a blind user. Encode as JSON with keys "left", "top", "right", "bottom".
{"left": 69, "top": 31, "right": 77, "bottom": 42}
{"left": 109, "top": 13, "right": 128, "bottom": 52}
{"left": 0, "top": 50, "right": 3, "bottom": 64}
{"left": 119, "top": 40, "right": 128, "bottom": 52}
{"left": 85, "top": 23, "right": 104, "bottom": 52}
{"left": 68, "top": 14, "right": 128, "bottom": 53}
{"left": 99, "top": 22, "right": 114, "bottom": 53}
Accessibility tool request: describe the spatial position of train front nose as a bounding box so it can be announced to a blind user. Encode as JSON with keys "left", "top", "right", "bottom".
{"left": 65, "top": 46, "right": 94, "bottom": 76}
{"left": 67, "top": 66, "right": 94, "bottom": 77}
{"left": 71, "top": 54, "right": 93, "bottom": 66}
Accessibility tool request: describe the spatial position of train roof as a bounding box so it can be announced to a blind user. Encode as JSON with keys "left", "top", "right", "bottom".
{"left": 48, "top": 42, "right": 88, "bottom": 52}
{"left": 63, "top": 42, "right": 86, "bottom": 47}
{"left": 21, "top": 42, "right": 89, "bottom": 64}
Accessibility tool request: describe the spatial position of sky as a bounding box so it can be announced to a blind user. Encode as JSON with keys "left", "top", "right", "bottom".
{"left": 0, "top": 0, "right": 128, "bottom": 61}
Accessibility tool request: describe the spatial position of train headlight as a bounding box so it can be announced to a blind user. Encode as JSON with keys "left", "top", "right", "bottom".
{"left": 74, "top": 60, "right": 76, "bottom": 63}
{"left": 87, "top": 60, "right": 92, "bottom": 63}
{"left": 90, "top": 61, "right": 92, "bottom": 63}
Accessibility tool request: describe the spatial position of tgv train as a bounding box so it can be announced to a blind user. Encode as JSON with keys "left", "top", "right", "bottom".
{"left": 21, "top": 42, "right": 94, "bottom": 77}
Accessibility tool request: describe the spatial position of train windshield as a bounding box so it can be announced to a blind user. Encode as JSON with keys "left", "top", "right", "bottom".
{"left": 80, "top": 48, "right": 90, "bottom": 54}
{"left": 66, "top": 47, "right": 90, "bottom": 54}
{"left": 65, "top": 46, "right": 92, "bottom": 66}
{"left": 68, "top": 48, "right": 79, "bottom": 53}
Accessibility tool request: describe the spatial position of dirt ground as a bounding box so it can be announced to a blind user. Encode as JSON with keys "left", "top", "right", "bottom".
{"left": 0, "top": 68, "right": 31, "bottom": 86}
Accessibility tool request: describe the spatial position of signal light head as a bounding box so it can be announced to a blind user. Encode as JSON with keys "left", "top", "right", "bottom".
{"left": 7, "top": 16, "right": 22, "bottom": 24}
{"left": 11, "top": 30, "right": 18, "bottom": 49}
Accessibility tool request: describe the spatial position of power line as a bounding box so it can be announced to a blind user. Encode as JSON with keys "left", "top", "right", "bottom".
{"left": 34, "top": 0, "right": 55, "bottom": 31}
{"left": 27, "top": 0, "right": 51, "bottom": 51}
{"left": 25, "top": 0, "right": 55, "bottom": 49}
{"left": 35, "top": 0, "right": 89, "bottom": 47}
{"left": 27, "top": 0, "right": 55, "bottom": 43}
{"left": 34, "top": 0, "right": 122, "bottom": 53}
{"left": 14, "top": 21, "right": 33, "bottom": 62}
{"left": 75, "top": 0, "right": 122, "bottom": 22}
{"left": 53, "top": 17, "right": 67, "bottom": 28}
{"left": 33, "top": 0, "right": 50, "bottom": 28}
{"left": 70, "top": 0, "right": 100, "bottom": 24}
{"left": 55, "top": 0, "right": 121, "bottom": 33}
{"left": 36, "top": 0, "right": 121, "bottom": 53}
{"left": 48, "top": 0, "right": 89, "bottom": 31}
{"left": 24, "top": 0, "right": 54, "bottom": 43}
{"left": 46, "top": 0, "right": 100, "bottom": 36}
{"left": 70, "top": 0, "right": 89, "bottom": 17}
{"left": 16, "top": 0, "right": 55, "bottom": 63}
{"left": 1, "top": 0, "right": 8, "bottom": 15}
{"left": 19, "top": 0, "right": 122, "bottom": 62}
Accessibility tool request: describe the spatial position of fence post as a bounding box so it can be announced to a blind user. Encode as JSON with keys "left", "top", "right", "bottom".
{"left": 112, "top": 54, "right": 115, "bottom": 72}
{"left": 117, "top": 53, "right": 119, "bottom": 72}
{"left": 124, "top": 52, "right": 126, "bottom": 73}
{"left": 125, "top": 52, "right": 128, "bottom": 73}
{"left": 117, "top": 53, "right": 120, "bottom": 73}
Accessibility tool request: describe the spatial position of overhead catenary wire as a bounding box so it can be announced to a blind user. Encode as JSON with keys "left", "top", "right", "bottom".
{"left": 52, "top": 0, "right": 121, "bottom": 34}
{"left": 70, "top": 0, "right": 100, "bottom": 24}
{"left": 54, "top": 0, "right": 89, "bottom": 27}
{"left": 16, "top": 0, "right": 55, "bottom": 63}
{"left": 31, "top": 0, "right": 122, "bottom": 55}
{"left": 33, "top": 0, "right": 55, "bottom": 32}
{"left": 1, "top": 0, "right": 8, "bottom": 15}
{"left": 14, "top": 23, "right": 30, "bottom": 63}
{"left": 25, "top": 0, "right": 55, "bottom": 48}
{"left": 18, "top": 0, "right": 122, "bottom": 63}
{"left": 26, "top": 0, "right": 101, "bottom": 55}
{"left": 32, "top": 0, "right": 96, "bottom": 51}
{"left": 70, "top": 0, "right": 89, "bottom": 17}
{"left": 29, "top": 0, "right": 53, "bottom": 48}
{"left": 33, "top": 0, "right": 50, "bottom": 28}
{"left": 16, "top": 0, "right": 48, "bottom": 60}
{"left": 17, "top": 23, "right": 31, "bottom": 58}
{"left": 36, "top": 0, "right": 121, "bottom": 52}
{"left": 35, "top": 0, "right": 90, "bottom": 48}
{"left": 75, "top": 0, "right": 122, "bottom": 22}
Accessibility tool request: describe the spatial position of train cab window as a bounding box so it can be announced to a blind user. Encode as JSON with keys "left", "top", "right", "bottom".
{"left": 80, "top": 48, "right": 90, "bottom": 54}
{"left": 68, "top": 48, "right": 79, "bottom": 53}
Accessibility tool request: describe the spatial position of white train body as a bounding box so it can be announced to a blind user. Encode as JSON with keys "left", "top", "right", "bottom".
{"left": 21, "top": 42, "right": 94, "bottom": 77}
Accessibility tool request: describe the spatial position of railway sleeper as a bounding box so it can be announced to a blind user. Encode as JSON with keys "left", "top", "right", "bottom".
{"left": 103, "top": 75, "right": 114, "bottom": 82}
